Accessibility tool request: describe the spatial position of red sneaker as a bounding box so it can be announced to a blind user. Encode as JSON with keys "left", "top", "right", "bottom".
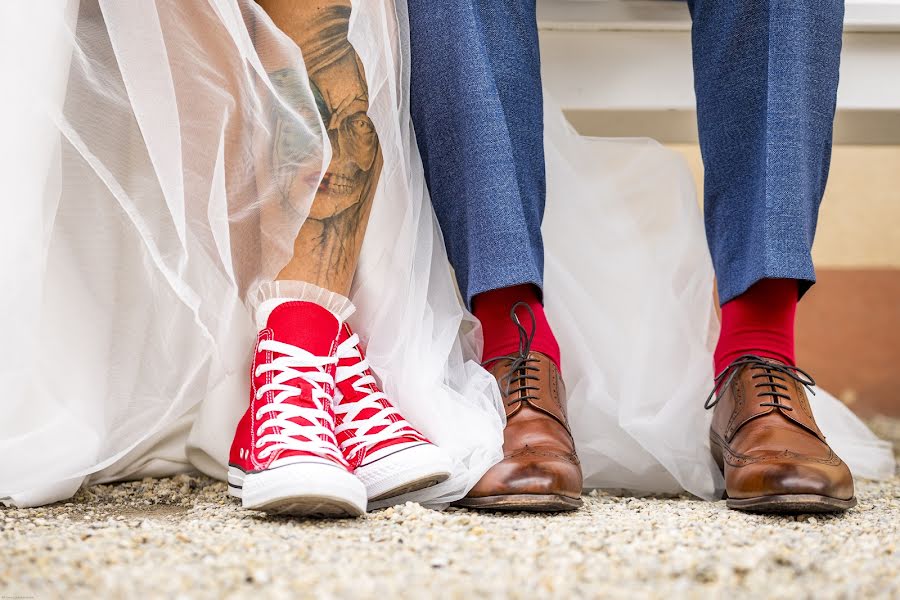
{"left": 228, "top": 300, "right": 366, "bottom": 517}
{"left": 334, "top": 325, "right": 452, "bottom": 502}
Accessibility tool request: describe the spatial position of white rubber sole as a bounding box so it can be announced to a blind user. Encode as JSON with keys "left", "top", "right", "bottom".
{"left": 228, "top": 462, "right": 367, "bottom": 518}
{"left": 356, "top": 443, "right": 453, "bottom": 503}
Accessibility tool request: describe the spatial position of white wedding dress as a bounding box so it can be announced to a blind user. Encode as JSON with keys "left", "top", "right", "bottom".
{"left": 1, "top": 0, "right": 893, "bottom": 508}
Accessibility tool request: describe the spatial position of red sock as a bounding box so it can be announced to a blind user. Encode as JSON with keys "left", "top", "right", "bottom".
{"left": 714, "top": 278, "right": 798, "bottom": 374}
{"left": 472, "top": 284, "right": 562, "bottom": 371}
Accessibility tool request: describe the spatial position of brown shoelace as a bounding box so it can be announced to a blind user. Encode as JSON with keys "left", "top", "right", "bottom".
{"left": 704, "top": 354, "right": 816, "bottom": 411}
{"left": 482, "top": 302, "right": 542, "bottom": 406}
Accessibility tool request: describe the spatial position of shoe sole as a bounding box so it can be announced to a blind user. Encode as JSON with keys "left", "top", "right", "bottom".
{"left": 726, "top": 494, "right": 857, "bottom": 514}
{"left": 228, "top": 463, "right": 367, "bottom": 518}
{"left": 355, "top": 443, "right": 452, "bottom": 503}
{"left": 453, "top": 494, "right": 583, "bottom": 512}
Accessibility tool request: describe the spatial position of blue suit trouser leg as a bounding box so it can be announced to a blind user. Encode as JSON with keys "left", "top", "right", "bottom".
{"left": 687, "top": 0, "right": 845, "bottom": 303}
{"left": 406, "top": 0, "right": 545, "bottom": 307}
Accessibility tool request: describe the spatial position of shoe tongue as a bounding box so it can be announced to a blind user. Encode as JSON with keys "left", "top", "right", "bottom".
{"left": 337, "top": 323, "right": 352, "bottom": 345}
{"left": 259, "top": 299, "right": 341, "bottom": 357}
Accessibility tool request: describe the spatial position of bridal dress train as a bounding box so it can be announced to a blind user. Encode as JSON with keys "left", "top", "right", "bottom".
{"left": 1, "top": 0, "right": 893, "bottom": 508}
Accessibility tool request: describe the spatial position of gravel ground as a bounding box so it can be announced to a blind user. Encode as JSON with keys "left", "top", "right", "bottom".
{"left": 3, "top": 423, "right": 898, "bottom": 599}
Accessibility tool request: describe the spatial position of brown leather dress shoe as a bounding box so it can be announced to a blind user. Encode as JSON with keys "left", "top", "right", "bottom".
{"left": 706, "top": 355, "right": 855, "bottom": 513}
{"left": 455, "top": 304, "right": 583, "bottom": 512}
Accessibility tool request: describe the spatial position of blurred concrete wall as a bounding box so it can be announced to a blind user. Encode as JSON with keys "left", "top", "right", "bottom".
{"left": 538, "top": 1, "right": 900, "bottom": 418}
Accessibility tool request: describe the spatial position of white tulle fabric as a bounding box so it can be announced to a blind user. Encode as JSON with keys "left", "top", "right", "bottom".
{"left": 541, "top": 112, "right": 894, "bottom": 496}
{"left": 1, "top": 0, "right": 892, "bottom": 508}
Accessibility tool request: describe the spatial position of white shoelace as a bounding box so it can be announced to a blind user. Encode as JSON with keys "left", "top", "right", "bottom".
{"left": 253, "top": 339, "right": 345, "bottom": 466}
{"left": 334, "top": 333, "right": 423, "bottom": 461}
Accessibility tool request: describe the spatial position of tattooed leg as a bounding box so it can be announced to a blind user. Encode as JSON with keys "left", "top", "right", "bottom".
{"left": 258, "top": 0, "right": 382, "bottom": 296}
